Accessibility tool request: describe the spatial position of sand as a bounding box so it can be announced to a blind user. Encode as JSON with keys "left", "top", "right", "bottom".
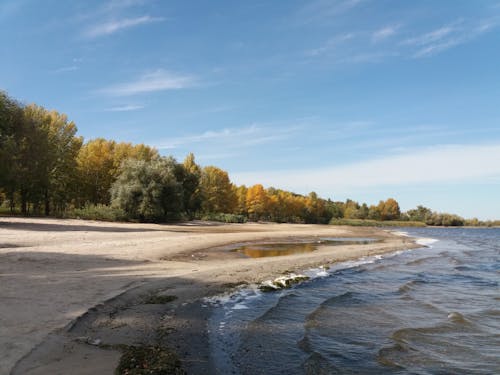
{"left": 0, "top": 217, "right": 418, "bottom": 374}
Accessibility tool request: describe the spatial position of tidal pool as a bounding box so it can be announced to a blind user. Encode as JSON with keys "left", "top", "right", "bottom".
{"left": 230, "top": 237, "right": 378, "bottom": 258}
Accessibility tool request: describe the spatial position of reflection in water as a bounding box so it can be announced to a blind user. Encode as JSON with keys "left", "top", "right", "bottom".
{"left": 230, "top": 238, "right": 377, "bottom": 258}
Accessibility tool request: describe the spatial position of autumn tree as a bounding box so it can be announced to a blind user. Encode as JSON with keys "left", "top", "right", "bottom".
{"left": 377, "top": 198, "right": 401, "bottom": 220}
{"left": 343, "top": 199, "right": 361, "bottom": 219}
{"left": 234, "top": 185, "right": 248, "bottom": 215}
{"left": 199, "top": 166, "right": 236, "bottom": 213}
{"left": 6, "top": 104, "right": 82, "bottom": 215}
{"left": 304, "top": 192, "right": 331, "bottom": 223}
{"left": 77, "top": 139, "right": 158, "bottom": 205}
{"left": 246, "top": 184, "right": 269, "bottom": 221}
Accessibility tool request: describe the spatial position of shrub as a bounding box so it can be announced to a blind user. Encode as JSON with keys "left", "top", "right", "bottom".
{"left": 200, "top": 212, "right": 247, "bottom": 223}
{"left": 69, "top": 204, "right": 127, "bottom": 222}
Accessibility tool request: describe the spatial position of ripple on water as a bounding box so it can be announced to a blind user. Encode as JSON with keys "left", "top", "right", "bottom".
{"left": 209, "top": 228, "right": 500, "bottom": 374}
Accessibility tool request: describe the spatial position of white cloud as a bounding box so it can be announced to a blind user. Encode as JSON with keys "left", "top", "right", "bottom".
{"left": 372, "top": 25, "right": 400, "bottom": 42}
{"left": 232, "top": 143, "right": 500, "bottom": 194}
{"left": 83, "top": 15, "right": 163, "bottom": 38}
{"left": 153, "top": 124, "right": 300, "bottom": 150}
{"left": 105, "top": 105, "right": 144, "bottom": 112}
{"left": 306, "top": 33, "right": 355, "bottom": 56}
{"left": 402, "top": 25, "right": 457, "bottom": 46}
{"left": 402, "top": 19, "right": 498, "bottom": 58}
{"left": 97, "top": 69, "right": 196, "bottom": 96}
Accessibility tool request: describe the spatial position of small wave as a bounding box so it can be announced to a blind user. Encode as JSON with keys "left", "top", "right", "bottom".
{"left": 302, "top": 351, "right": 338, "bottom": 375}
{"left": 416, "top": 237, "right": 439, "bottom": 247}
{"left": 305, "top": 292, "right": 357, "bottom": 329}
{"left": 406, "top": 256, "right": 442, "bottom": 266}
{"left": 454, "top": 265, "right": 473, "bottom": 271}
{"left": 398, "top": 279, "right": 427, "bottom": 293}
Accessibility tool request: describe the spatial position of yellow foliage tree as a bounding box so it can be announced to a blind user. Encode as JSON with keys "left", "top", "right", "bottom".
{"left": 200, "top": 166, "right": 236, "bottom": 213}
{"left": 77, "top": 138, "right": 158, "bottom": 205}
{"left": 377, "top": 198, "right": 401, "bottom": 220}
{"left": 246, "top": 184, "right": 269, "bottom": 221}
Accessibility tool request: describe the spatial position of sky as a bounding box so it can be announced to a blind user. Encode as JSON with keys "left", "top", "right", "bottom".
{"left": 1, "top": 0, "right": 499, "bottom": 220}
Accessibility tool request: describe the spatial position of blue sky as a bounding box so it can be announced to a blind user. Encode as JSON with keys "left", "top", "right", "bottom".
{"left": 1, "top": 0, "right": 499, "bottom": 219}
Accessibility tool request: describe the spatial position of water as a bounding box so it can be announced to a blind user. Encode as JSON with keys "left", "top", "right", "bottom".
{"left": 230, "top": 238, "right": 377, "bottom": 258}
{"left": 208, "top": 228, "right": 500, "bottom": 374}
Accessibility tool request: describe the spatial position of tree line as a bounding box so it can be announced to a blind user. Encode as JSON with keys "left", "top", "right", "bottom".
{"left": 1, "top": 91, "right": 497, "bottom": 226}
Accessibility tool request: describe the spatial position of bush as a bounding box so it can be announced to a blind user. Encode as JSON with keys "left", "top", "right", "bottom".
{"left": 200, "top": 212, "right": 247, "bottom": 223}
{"left": 329, "top": 218, "right": 426, "bottom": 227}
{"left": 69, "top": 204, "right": 127, "bottom": 222}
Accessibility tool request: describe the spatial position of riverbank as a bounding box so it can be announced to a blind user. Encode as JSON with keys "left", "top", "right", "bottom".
{"left": 0, "top": 217, "right": 419, "bottom": 374}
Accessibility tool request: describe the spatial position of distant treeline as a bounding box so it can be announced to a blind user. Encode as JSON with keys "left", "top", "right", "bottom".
{"left": 1, "top": 91, "right": 498, "bottom": 226}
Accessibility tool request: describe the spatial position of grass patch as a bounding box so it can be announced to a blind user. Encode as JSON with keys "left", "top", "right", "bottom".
{"left": 144, "top": 294, "right": 178, "bottom": 304}
{"left": 115, "top": 345, "right": 185, "bottom": 375}
{"left": 329, "top": 218, "right": 426, "bottom": 227}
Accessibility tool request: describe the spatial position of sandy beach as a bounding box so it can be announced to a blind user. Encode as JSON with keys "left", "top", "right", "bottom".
{"left": 0, "top": 217, "right": 418, "bottom": 374}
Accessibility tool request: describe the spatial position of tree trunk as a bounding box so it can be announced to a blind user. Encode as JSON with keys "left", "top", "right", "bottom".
{"left": 44, "top": 190, "right": 50, "bottom": 216}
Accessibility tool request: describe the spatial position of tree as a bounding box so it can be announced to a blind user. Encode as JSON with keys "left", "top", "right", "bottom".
{"left": 110, "top": 157, "right": 183, "bottom": 222}
{"left": 368, "top": 205, "right": 381, "bottom": 220}
{"left": 6, "top": 104, "right": 82, "bottom": 215}
{"left": 0, "top": 92, "right": 23, "bottom": 206}
{"left": 246, "top": 184, "right": 269, "bottom": 221}
{"left": 343, "top": 199, "right": 360, "bottom": 219}
{"left": 181, "top": 153, "right": 202, "bottom": 216}
{"left": 199, "top": 166, "right": 236, "bottom": 213}
{"left": 405, "top": 205, "right": 432, "bottom": 222}
{"left": 377, "top": 198, "right": 401, "bottom": 220}
{"left": 234, "top": 185, "right": 248, "bottom": 215}
{"left": 77, "top": 139, "right": 158, "bottom": 205}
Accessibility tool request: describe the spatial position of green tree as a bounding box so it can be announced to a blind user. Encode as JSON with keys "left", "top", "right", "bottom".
{"left": 181, "top": 153, "right": 202, "bottom": 216}
{"left": 405, "top": 205, "right": 433, "bottom": 222}
{"left": 110, "top": 157, "right": 184, "bottom": 222}
{"left": 0, "top": 92, "right": 23, "bottom": 207}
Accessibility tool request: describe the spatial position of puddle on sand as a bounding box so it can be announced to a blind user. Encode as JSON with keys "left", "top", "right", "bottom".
{"left": 230, "top": 238, "right": 378, "bottom": 258}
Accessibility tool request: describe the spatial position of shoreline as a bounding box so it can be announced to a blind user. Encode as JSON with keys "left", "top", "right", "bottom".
{"left": 0, "top": 217, "right": 420, "bottom": 374}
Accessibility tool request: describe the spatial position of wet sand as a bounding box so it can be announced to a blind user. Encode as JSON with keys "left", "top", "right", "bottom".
{"left": 0, "top": 217, "right": 418, "bottom": 374}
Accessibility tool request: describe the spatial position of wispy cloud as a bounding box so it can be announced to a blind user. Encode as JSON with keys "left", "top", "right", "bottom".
{"left": 372, "top": 25, "right": 400, "bottom": 43}
{"left": 104, "top": 105, "right": 144, "bottom": 112}
{"left": 97, "top": 69, "right": 196, "bottom": 96}
{"left": 306, "top": 33, "right": 355, "bottom": 56}
{"left": 402, "top": 19, "right": 498, "bottom": 58}
{"left": 232, "top": 143, "right": 500, "bottom": 194}
{"left": 53, "top": 66, "right": 79, "bottom": 73}
{"left": 83, "top": 15, "right": 163, "bottom": 38}
{"left": 153, "top": 124, "right": 300, "bottom": 150}
{"left": 306, "top": 16, "right": 498, "bottom": 64}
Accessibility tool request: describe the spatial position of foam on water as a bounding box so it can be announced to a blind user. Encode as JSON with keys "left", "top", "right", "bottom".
{"left": 416, "top": 237, "right": 439, "bottom": 246}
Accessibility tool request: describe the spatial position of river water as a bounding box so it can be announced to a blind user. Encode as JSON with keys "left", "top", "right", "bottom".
{"left": 207, "top": 228, "right": 500, "bottom": 374}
